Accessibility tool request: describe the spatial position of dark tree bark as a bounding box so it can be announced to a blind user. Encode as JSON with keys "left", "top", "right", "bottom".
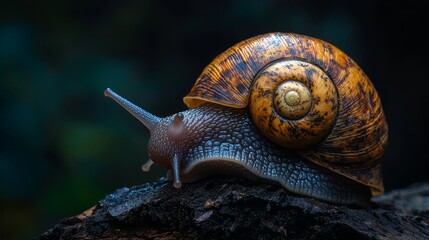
{"left": 38, "top": 177, "right": 429, "bottom": 239}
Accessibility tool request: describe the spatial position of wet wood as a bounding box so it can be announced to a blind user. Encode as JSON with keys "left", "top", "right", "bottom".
{"left": 37, "top": 178, "right": 429, "bottom": 240}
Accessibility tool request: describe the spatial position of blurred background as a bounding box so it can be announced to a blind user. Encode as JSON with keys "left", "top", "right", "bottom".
{"left": 1, "top": 0, "right": 428, "bottom": 239}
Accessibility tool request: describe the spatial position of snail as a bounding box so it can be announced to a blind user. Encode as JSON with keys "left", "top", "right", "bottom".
{"left": 104, "top": 32, "right": 388, "bottom": 205}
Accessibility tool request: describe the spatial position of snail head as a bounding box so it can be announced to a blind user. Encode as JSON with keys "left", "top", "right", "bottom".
{"left": 104, "top": 88, "right": 188, "bottom": 188}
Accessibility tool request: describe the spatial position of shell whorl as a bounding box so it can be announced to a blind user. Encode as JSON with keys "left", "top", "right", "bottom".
{"left": 249, "top": 59, "right": 339, "bottom": 149}
{"left": 183, "top": 33, "right": 388, "bottom": 195}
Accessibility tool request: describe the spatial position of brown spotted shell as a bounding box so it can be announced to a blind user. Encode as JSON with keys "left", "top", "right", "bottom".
{"left": 183, "top": 33, "right": 388, "bottom": 195}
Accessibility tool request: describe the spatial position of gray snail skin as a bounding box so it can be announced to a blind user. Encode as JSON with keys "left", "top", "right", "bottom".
{"left": 104, "top": 32, "right": 388, "bottom": 206}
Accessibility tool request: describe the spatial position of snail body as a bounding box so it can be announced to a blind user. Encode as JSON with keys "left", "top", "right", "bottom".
{"left": 105, "top": 32, "right": 388, "bottom": 205}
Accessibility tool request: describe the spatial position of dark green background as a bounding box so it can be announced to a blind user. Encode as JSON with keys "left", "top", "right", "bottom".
{"left": 1, "top": 1, "right": 428, "bottom": 239}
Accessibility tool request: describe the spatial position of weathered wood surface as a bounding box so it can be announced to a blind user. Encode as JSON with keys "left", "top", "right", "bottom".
{"left": 38, "top": 177, "right": 429, "bottom": 239}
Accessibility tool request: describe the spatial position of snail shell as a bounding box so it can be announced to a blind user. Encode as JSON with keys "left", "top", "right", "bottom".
{"left": 184, "top": 32, "right": 388, "bottom": 196}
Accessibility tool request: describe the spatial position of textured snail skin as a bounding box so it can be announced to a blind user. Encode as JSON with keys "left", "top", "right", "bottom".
{"left": 149, "top": 104, "right": 371, "bottom": 205}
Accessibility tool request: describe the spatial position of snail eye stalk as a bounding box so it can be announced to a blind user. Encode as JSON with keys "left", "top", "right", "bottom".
{"left": 104, "top": 88, "right": 161, "bottom": 132}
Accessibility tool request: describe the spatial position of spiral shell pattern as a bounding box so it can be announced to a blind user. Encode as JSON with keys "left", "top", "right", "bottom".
{"left": 249, "top": 59, "right": 338, "bottom": 149}
{"left": 183, "top": 33, "right": 388, "bottom": 195}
